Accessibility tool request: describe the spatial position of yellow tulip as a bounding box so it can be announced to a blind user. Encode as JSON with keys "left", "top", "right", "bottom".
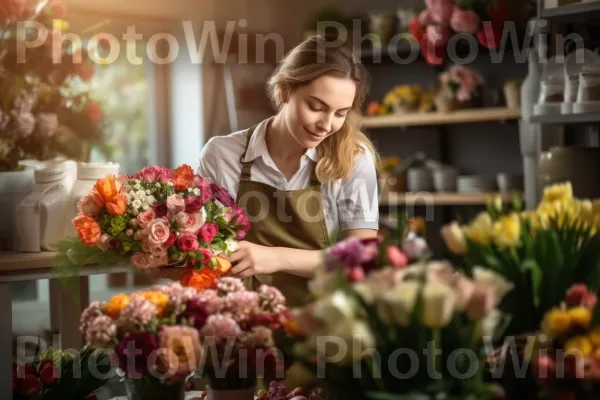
{"left": 589, "top": 328, "right": 600, "bottom": 347}
{"left": 542, "top": 182, "right": 573, "bottom": 203}
{"left": 440, "top": 222, "right": 467, "bottom": 254}
{"left": 542, "top": 308, "right": 571, "bottom": 336}
{"left": 491, "top": 213, "right": 521, "bottom": 249}
{"left": 462, "top": 212, "right": 493, "bottom": 246}
{"left": 568, "top": 307, "right": 592, "bottom": 328}
{"left": 564, "top": 336, "right": 593, "bottom": 357}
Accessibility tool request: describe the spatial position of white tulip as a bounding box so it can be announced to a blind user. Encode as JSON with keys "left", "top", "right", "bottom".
{"left": 376, "top": 281, "right": 420, "bottom": 326}
{"left": 308, "top": 268, "right": 339, "bottom": 298}
{"left": 422, "top": 281, "right": 457, "bottom": 328}
{"left": 473, "top": 267, "right": 514, "bottom": 302}
{"left": 312, "top": 290, "right": 356, "bottom": 328}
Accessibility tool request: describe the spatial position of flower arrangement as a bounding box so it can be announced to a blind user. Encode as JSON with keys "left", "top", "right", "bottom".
{"left": 281, "top": 223, "right": 510, "bottom": 399}
{"left": 441, "top": 182, "right": 600, "bottom": 339}
{"left": 81, "top": 280, "right": 290, "bottom": 396}
{"left": 439, "top": 64, "right": 484, "bottom": 104}
{"left": 525, "top": 283, "right": 600, "bottom": 399}
{"left": 12, "top": 347, "right": 112, "bottom": 400}
{"left": 56, "top": 164, "right": 249, "bottom": 290}
{"left": 0, "top": 0, "right": 107, "bottom": 171}
{"left": 367, "top": 86, "right": 433, "bottom": 116}
{"left": 408, "top": 0, "right": 509, "bottom": 65}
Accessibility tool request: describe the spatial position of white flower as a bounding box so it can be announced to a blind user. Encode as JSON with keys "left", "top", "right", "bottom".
{"left": 142, "top": 204, "right": 149, "bottom": 210}
{"left": 225, "top": 237, "right": 238, "bottom": 253}
{"left": 308, "top": 268, "right": 339, "bottom": 298}
{"left": 132, "top": 199, "right": 142, "bottom": 209}
{"left": 147, "top": 195, "right": 157, "bottom": 205}
{"left": 187, "top": 187, "right": 193, "bottom": 192}
{"left": 421, "top": 281, "right": 457, "bottom": 328}
{"left": 312, "top": 290, "right": 356, "bottom": 327}
{"left": 376, "top": 281, "right": 420, "bottom": 327}
{"left": 167, "top": 182, "right": 174, "bottom": 186}
{"left": 193, "top": 188, "right": 201, "bottom": 196}
{"left": 155, "top": 182, "right": 161, "bottom": 187}
{"left": 145, "top": 190, "right": 151, "bottom": 195}
{"left": 136, "top": 190, "right": 146, "bottom": 199}
{"left": 473, "top": 267, "right": 514, "bottom": 302}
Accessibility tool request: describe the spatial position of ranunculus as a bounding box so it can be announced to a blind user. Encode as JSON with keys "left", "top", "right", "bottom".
{"left": 196, "top": 248, "right": 213, "bottom": 264}
{"left": 167, "top": 194, "right": 185, "bottom": 215}
{"left": 157, "top": 167, "right": 174, "bottom": 183}
{"left": 181, "top": 268, "right": 218, "bottom": 291}
{"left": 150, "top": 244, "right": 167, "bottom": 258}
{"left": 138, "top": 166, "right": 160, "bottom": 183}
{"left": 157, "top": 326, "right": 202, "bottom": 380}
{"left": 210, "top": 183, "right": 235, "bottom": 207}
{"left": 174, "top": 164, "right": 194, "bottom": 192}
{"left": 177, "top": 232, "right": 199, "bottom": 252}
{"left": 178, "top": 298, "right": 209, "bottom": 331}
{"left": 130, "top": 252, "right": 151, "bottom": 269}
{"left": 97, "top": 233, "right": 112, "bottom": 251}
{"left": 197, "top": 222, "right": 218, "bottom": 244}
{"left": 72, "top": 215, "right": 101, "bottom": 246}
{"left": 148, "top": 218, "right": 170, "bottom": 245}
{"left": 137, "top": 208, "right": 155, "bottom": 229}
{"left": 185, "top": 196, "right": 204, "bottom": 214}
{"left": 165, "top": 232, "right": 177, "bottom": 247}
{"left": 77, "top": 193, "right": 102, "bottom": 217}
{"left": 115, "top": 332, "right": 158, "bottom": 378}
{"left": 192, "top": 175, "right": 213, "bottom": 204}
{"left": 450, "top": 7, "right": 480, "bottom": 34}
{"left": 174, "top": 211, "right": 189, "bottom": 227}
{"left": 153, "top": 202, "right": 168, "bottom": 218}
{"left": 183, "top": 211, "right": 206, "bottom": 233}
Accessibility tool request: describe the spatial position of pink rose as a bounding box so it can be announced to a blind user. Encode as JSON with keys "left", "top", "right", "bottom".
{"left": 231, "top": 206, "right": 250, "bottom": 239}
{"left": 185, "top": 196, "right": 204, "bottom": 214}
{"left": 148, "top": 218, "right": 171, "bottom": 245}
{"left": 165, "top": 232, "right": 176, "bottom": 247}
{"left": 192, "top": 175, "right": 213, "bottom": 204}
{"left": 197, "top": 222, "right": 218, "bottom": 244}
{"left": 150, "top": 244, "right": 167, "bottom": 258}
{"left": 183, "top": 212, "right": 205, "bottom": 233}
{"left": 174, "top": 211, "right": 189, "bottom": 227}
{"left": 149, "top": 254, "right": 170, "bottom": 268}
{"left": 167, "top": 194, "right": 185, "bottom": 215}
{"left": 77, "top": 193, "right": 102, "bottom": 217}
{"left": 137, "top": 208, "right": 155, "bottom": 229}
{"left": 196, "top": 247, "right": 213, "bottom": 264}
{"left": 97, "top": 233, "right": 112, "bottom": 251}
{"left": 450, "top": 7, "right": 480, "bottom": 34}
{"left": 138, "top": 166, "right": 160, "bottom": 183}
{"left": 141, "top": 239, "right": 152, "bottom": 253}
{"left": 157, "top": 167, "right": 174, "bottom": 183}
{"left": 153, "top": 203, "right": 168, "bottom": 218}
{"left": 131, "top": 252, "right": 151, "bottom": 269}
{"left": 176, "top": 232, "right": 199, "bottom": 252}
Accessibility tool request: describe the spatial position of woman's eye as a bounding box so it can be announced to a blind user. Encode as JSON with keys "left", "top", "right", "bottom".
{"left": 308, "top": 103, "right": 322, "bottom": 112}
{"left": 336, "top": 112, "right": 348, "bottom": 118}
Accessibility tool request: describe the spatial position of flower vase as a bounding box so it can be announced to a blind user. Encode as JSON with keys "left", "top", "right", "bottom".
{"left": 124, "top": 376, "right": 186, "bottom": 400}
{"left": 205, "top": 385, "right": 256, "bottom": 400}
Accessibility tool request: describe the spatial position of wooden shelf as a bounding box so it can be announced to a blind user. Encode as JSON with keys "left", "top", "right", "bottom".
{"left": 362, "top": 107, "right": 521, "bottom": 129}
{"left": 540, "top": 2, "right": 600, "bottom": 21}
{"left": 0, "top": 251, "right": 59, "bottom": 272}
{"left": 530, "top": 111, "right": 600, "bottom": 125}
{"left": 380, "top": 191, "right": 521, "bottom": 206}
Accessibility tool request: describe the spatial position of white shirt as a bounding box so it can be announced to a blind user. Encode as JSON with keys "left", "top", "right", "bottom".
{"left": 198, "top": 117, "right": 379, "bottom": 237}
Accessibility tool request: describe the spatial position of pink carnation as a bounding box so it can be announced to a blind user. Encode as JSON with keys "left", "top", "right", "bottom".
{"left": 224, "top": 291, "right": 260, "bottom": 322}
{"left": 192, "top": 175, "right": 213, "bottom": 204}
{"left": 157, "top": 167, "right": 174, "bottom": 183}
{"left": 216, "top": 277, "right": 246, "bottom": 296}
{"left": 176, "top": 232, "right": 199, "bottom": 252}
{"left": 138, "top": 166, "right": 160, "bottom": 183}
{"left": 119, "top": 297, "right": 157, "bottom": 328}
{"left": 195, "top": 289, "right": 225, "bottom": 313}
{"left": 198, "top": 222, "right": 218, "bottom": 244}
{"left": 85, "top": 315, "right": 116, "bottom": 347}
{"left": 231, "top": 206, "right": 250, "bottom": 239}
{"left": 258, "top": 285, "right": 287, "bottom": 313}
{"left": 80, "top": 301, "right": 106, "bottom": 336}
{"left": 201, "top": 315, "right": 242, "bottom": 341}
{"left": 242, "top": 326, "right": 275, "bottom": 349}
{"left": 137, "top": 208, "right": 155, "bottom": 229}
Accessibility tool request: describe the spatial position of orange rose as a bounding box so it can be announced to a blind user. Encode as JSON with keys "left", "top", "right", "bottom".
{"left": 214, "top": 256, "right": 232, "bottom": 276}
{"left": 72, "top": 215, "right": 101, "bottom": 246}
{"left": 181, "top": 268, "right": 218, "bottom": 291}
{"left": 174, "top": 164, "right": 194, "bottom": 192}
{"left": 105, "top": 293, "right": 130, "bottom": 319}
{"left": 133, "top": 291, "right": 169, "bottom": 316}
{"left": 93, "top": 175, "right": 127, "bottom": 216}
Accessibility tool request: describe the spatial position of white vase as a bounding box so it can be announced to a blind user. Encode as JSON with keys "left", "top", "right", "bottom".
{"left": 205, "top": 386, "right": 255, "bottom": 400}
{"left": 0, "top": 170, "right": 35, "bottom": 250}
{"left": 521, "top": 49, "right": 542, "bottom": 122}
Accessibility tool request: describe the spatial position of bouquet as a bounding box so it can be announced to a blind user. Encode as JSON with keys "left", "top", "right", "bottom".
{"left": 283, "top": 226, "right": 511, "bottom": 400}
{"left": 441, "top": 182, "right": 600, "bottom": 339}
{"left": 439, "top": 64, "right": 484, "bottom": 104}
{"left": 526, "top": 283, "right": 600, "bottom": 399}
{"left": 12, "top": 347, "right": 112, "bottom": 400}
{"left": 56, "top": 164, "right": 250, "bottom": 290}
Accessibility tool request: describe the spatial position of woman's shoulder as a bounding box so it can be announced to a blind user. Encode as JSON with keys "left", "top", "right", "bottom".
{"left": 202, "top": 129, "right": 249, "bottom": 158}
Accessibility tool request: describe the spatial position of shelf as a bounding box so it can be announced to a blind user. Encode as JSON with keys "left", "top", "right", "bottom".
{"left": 362, "top": 107, "right": 521, "bottom": 129}
{"left": 530, "top": 111, "right": 600, "bottom": 125}
{"left": 0, "top": 251, "right": 59, "bottom": 272}
{"left": 540, "top": 2, "right": 600, "bottom": 21}
{"left": 379, "top": 191, "right": 520, "bottom": 206}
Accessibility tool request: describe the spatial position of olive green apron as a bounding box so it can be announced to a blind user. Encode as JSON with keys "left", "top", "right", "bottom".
{"left": 235, "top": 124, "right": 330, "bottom": 308}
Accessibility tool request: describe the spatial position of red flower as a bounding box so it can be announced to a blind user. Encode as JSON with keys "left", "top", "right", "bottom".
{"left": 20, "top": 375, "right": 41, "bottom": 397}
{"left": 39, "top": 361, "right": 58, "bottom": 386}
{"left": 386, "top": 245, "right": 408, "bottom": 269}
{"left": 197, "top": 222, "right": 218, "bottom": 244}
{"left": 174, "top": 164, "right": 194, "bottom": 192}
{"left": 153, "top": 202, "right": 168, "bottom": 218}
{"left": 115, "top": 332, "right": 159, "bottom": 378}
{"left": 165, "top": 232, "right": 177, "bottom": 247}
{"left": 185, "top": 196, "right": 204, "bottom": 214}
{"left": 476, "top": 22, "right": 503, "bottom": 49}
{"left": 177, "top": 298, "right": 209, "bottom": 331}
{"left": 408, "top": 17, "right": 425, "bottom": 43}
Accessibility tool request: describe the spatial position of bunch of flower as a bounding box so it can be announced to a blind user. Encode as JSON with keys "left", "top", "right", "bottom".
{"left": 439, "top": 64, "right": 484, "bottom": 103}
{"left": 286, "top": 248, "right": 512, "bottom": 399}
{"left": 81, "top": 280, "right": 289, "bottom": 391}
{"left": 408, "top": 0, "right": 510, "bottom": 65}
{"left": 66, "top": 164, "right": 249, "bottom": 286}
{"left": 526, "top": 284, "right": 600, "bottom": 399}
{"left": 12, "top": 347, "right": 111, "bottom": 400}
{"left": 0, "top": 0, "right": 107, "bottom": 171}
{"left": 441, "top": 182, "right": 600, "bottom": 338}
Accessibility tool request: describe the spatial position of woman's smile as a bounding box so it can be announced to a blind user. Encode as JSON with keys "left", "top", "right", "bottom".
{"left": 304, "top": 126, "right": 327, "bottom": 141}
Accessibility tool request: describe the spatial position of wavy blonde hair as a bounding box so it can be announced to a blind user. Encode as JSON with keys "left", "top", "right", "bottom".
{"left": 266, "top": 35, "right": 378, "bottom": 183}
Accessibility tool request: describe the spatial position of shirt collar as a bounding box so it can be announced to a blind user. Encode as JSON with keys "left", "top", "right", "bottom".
{"left": 242, "top": 116, "right": 320, "bottom": 163}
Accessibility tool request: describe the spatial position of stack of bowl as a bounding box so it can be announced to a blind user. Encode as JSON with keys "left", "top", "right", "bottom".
{"left": 407, "top": 167, "right": 434, "bottom": 192}
{"left": 457, "top": 175, "right": 497, "bottom": 193}
{"left": 497, "top": 173, "right": 523, "bottom": 193}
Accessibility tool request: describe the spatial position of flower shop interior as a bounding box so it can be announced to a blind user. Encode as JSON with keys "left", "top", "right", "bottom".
{"left": 4, "top": 0, "right": 600, "bottom": 398}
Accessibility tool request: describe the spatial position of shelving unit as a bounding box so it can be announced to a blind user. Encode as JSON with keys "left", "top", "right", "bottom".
{"left": 379, "top": 191, "right": 521, "bottom": 206}
{"left": 531, "top": 112, "right": 600, "bottom": 125}
{"left": 363, "top": 107, "right": 521, "bottom": 128}
{"left": 540, "top": 1, "right": 600, "bottom": 21}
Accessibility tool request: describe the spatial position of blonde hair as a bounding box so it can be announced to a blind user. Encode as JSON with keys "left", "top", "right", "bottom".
{"left": 267, "top": 35, "right": 379, "bottom": 183}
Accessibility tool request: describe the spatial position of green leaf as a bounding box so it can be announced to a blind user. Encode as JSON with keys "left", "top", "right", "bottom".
{"left": 522, "top": 259, "right": 542, "bottom": 308}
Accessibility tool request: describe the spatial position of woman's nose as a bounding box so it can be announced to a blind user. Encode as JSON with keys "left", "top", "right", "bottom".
{"left": 317, "top": 113, "right": 333, "bottom": 132}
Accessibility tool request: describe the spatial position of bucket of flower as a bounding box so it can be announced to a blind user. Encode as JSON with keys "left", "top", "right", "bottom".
{"left": 440, "top": 182, "right": 600, "bottom": 398}
{"left": 12, "top": 346, "right": 112, "bottom": 400}
{"left": 525, "top": 283, "right": 600, "bottom": 400}
{"left": 54, "top": 164, "right": 250, "bottom": 297}
{"left": 277, "top": 218, "right": 512, "bottom": 400}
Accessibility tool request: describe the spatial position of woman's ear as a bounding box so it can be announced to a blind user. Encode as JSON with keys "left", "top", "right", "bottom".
{"left": 280, "top": 83, "right": 292, "bottom": 103}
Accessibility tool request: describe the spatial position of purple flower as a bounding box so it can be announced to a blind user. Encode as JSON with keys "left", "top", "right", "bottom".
{"left": 115, "top": 332, "right": 158, "bottom": 377}
{"left": 35, "top": 113, "right": 58, "bottom": 139}
{"left": 185, "top": 196, "right": 204, "bottom": 213}
{"left": 11, "top": 111, "right": 35, "bottom": 139}
{"left": 224, "top": 291, "right": 260, "bottom": 322}
{"left": 194, "top": 289, "right": 224, "bottom": 313}
{"left": 210, "top": 183, "right": 235, "bottom": 207}
{"left": 118, "top": 297, "right": 157, "bottom": 328}
{"left": 324, "top": 237, "right": 379, "bottom": 272}
{"left": 201, "top": 315, "right": 241, "bottom": 342}
{"left": 178, "top": 297, "right": 209, "bottom": 331}
{"left": 85, "top": 315, "right": 116, "bottom": 348}
{"left": 79, "top": 301, "right": 106, "bottom": 337}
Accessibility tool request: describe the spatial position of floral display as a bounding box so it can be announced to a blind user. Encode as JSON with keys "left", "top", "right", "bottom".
{"left": 441, "top": 182, "right": 600, "bottom": 338}
{"left": 56, "top": 164, "right": 249, "bottom": 288}
{"left": 439, "top": 64, "right": 484, "bottom": 104}
{"left": 526, "top": 283, "right": 600, "bottom": 399}
{"left": 282, "top": 225, "right": 510, "bottom": 399}
{"left": 12, "top": 347, "right": 111, "bottom": 400}
{"left": 0, "top": 0, "right": 107, "bottom": 171}
{"left": 81, "top": 280, "right": 290, "bottom": 394}
{"left": 367, "top": 85, "right": 433, "bottom": 116}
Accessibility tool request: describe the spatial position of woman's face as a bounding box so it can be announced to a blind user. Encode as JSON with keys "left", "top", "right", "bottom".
{"left": 283, "top": 74, "right": 356, "bottom": 149}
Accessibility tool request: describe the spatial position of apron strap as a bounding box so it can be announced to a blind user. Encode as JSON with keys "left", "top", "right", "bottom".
{"left": 309, "top": 165, "right": 320, "bottom": 187}
{"left": 239, "top": 124, "right": 259, "bottom": 182}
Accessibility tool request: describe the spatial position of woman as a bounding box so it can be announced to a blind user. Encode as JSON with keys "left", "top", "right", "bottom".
{"left": 198, "top": 35, "right": 380, "bottom": 308}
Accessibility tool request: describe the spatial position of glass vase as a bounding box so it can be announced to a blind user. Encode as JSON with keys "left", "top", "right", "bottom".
{"left": 124, "top": 376, "right": 186, "bottom": 400}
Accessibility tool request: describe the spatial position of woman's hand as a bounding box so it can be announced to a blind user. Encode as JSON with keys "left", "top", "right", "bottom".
{"left": 226, "top": 241, "right": 281, "bottom": 279}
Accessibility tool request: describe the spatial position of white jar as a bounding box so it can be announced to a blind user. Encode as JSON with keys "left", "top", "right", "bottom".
{"left": 14, "top": 167, "right": 70, "bottom": 252}
{"left": 65, "top": 163, "right": 120, "bottom": 237}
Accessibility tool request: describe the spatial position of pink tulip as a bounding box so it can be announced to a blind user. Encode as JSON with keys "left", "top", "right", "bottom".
{"left": 426, "top": 25, "right": 452, "bottom": 47}
{"left": 419, "top": 9, "right": 434, "bottom": 25}
{"left": 386, "top": 245, "right": 408, "bottom": 269}
{"left": 426, "top": 0, "right": 455, "bottom": 26}
{"left": 466, "top": 285, "right": 496, "bottom": 320}
{"left": 450, "top": 7, "right": 480, "bottom": 34}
